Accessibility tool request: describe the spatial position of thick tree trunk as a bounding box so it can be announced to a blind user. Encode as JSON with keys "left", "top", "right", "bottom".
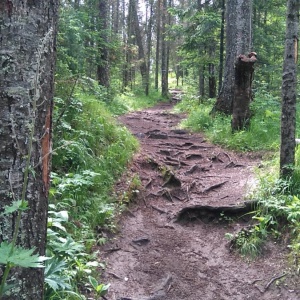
{"left": 0, "top": 1, "right": 58, "bottom": 299}
{"left": 280, "top": 0, "right": 299, "bottom": 178}
{"left": 231, "top": 54, "right": 256, "bottom": 131}
{"left": 97, "top": 0, "right": 110, "bottom": 89}
{"left": 212, "top": 0, "right": 253, "bottom": 115}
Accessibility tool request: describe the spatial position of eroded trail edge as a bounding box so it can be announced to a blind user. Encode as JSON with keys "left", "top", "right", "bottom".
{"left": 100, "top": 102, "right": 298, "bottom": 300}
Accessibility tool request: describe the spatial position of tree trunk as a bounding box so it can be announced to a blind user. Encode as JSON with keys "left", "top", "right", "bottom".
{"left": 212, "top": 0, "right": 253, "bottom": 115}
{"left": 145, "top": 0, "right": 154, "bottom": 96}
{"left": 123, "top": 0, "right": 134, "bottom": 89}
{"left": 0, "top": 1, "right": 58, "bottom": 298}
{"left": 97, "top": 0, "right": 110, "bottom": 89}
{"left": 218, "top": 0, "right": 225, "bottom": 93}
{"left": 231, "top": 54, "right": 256, "bottom": 131}
{"left": 199, "top": 66, "right": 205, "bottom": 98}
{"left": 130, "top": 0, "right": 147, "bottom": 91}
{"left": 280, "top": 0, "right": 299, "bottom": 178}
{"left": 161, "top": 0, "right": 169, "bottom": 98}
{"left": 155, "top": 0, "right": 161, "bottom": 91}
{"left": 208, "top": 62, "right": 216, "bottom": 98}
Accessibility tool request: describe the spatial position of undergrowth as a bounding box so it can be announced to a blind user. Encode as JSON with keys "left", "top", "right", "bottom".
{"left": 175, "top": 89, "right": 300, "bottom": 268}
{"left": 174, "top": 89, "right": 287, "bottom": 151}
{"left": 46, "top": 75, "right": 164, "bottom": 298}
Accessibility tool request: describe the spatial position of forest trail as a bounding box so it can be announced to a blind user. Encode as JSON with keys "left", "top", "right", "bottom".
{"left": 100, "top": 101, "right": 299, "bottom": 300}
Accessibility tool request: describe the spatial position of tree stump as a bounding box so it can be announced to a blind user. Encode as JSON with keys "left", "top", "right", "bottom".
{"left": 231, "top": 52, "right": 257, "bottom": 131}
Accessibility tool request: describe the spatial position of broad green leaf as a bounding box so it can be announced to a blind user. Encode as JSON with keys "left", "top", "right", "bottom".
{"left": 1, "top": 200, "right": 28, "bottom": 216}
{"left": 88, "top": 276, "right": 98, "bottom": 290}
{"left": 0, "top": 241, "right": 47, "bottom": 268}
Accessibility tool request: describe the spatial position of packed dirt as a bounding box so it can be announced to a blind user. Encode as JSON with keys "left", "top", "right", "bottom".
{"left": 100, "top": 98, "right": 300, "bottom": 300}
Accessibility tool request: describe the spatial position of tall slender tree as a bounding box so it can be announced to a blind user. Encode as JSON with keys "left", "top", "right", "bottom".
{"left": 280, "top": 0, "right": 299, "bottom": 178}
{"left": 97, "top": 0, "right": 110, "bottom": 89}
{"left": 155, "top": 0, "right": 161, "bottom": 90}
{"left": 0, "top": 1, "right": 58, "bottom": 298}
{"left": 161, "top": 0, "right": 169, "bottom": 97}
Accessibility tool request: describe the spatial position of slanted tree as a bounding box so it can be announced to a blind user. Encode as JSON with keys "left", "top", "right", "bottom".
{"left": 0, "top": 1, "right": 58, "bottom": 299}
{"left": 280, "top": 0, "right": 299, "bottom": 178}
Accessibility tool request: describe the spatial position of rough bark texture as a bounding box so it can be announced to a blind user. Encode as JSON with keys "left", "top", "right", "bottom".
{"left": 0, "top": 1, "right": 58, "bottom": 298}
{"left": 155, "top": 0, "right": 161, "bottom": 90}
{"left": 280, "top": 0, "right": 299, "bottom": 178}
{"left": 97, "top": 0, "right": 110, "bottom": 89}
{"left": 161, "top": 0, "right": 169, "bottom": 98}
{"left": 231, "top": 54, "right": 256, "bottom": 131}
{"left": 218, "top": 0, "right": 225, "bottom": 93}
{"left": 130, "top": 0, "right": 147, "bottom": 91}
{"left": 212, "top": 0, "right": 253, "bottom": 115}
{"left": 145, "top": 0, "right": 154, "bottom": 96}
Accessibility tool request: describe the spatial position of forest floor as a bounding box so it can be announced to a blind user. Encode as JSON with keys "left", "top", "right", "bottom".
{"left": 99, "top": 98, "right": 300, "bottom": 300}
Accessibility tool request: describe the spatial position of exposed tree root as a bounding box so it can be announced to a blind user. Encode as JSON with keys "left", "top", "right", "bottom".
{"left": 176, "top": 200, "right": 257, "bottom": 222}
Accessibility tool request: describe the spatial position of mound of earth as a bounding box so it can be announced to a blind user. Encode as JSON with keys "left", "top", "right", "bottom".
{"left": 99, "top": 101, "right": 299, "bottom": 300}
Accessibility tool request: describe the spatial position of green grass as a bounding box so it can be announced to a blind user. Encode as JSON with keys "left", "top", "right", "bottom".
{"left": 175, "top": 91, "right": 284, "bottom": 151}
{"left": 110, "top": 88, "right": 163, "bottom": 115}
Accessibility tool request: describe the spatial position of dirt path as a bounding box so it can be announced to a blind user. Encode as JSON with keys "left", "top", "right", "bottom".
{"left": 100, "top": 102, "right": 299, "bottom": 300}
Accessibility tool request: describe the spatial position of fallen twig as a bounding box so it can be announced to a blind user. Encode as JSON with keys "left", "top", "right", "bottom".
{"left": 151, "top": 205, "right": 167, "bottom": 214}
{"left": 202, "top": 180, "right": 228, "bottom": 193}
{"left": 107, "top": 271, "right": 122, "bottom": 280}
{"left": 145, "top": 178, "right": 153, "bottom": 188}
{"left": 264, "top": 272, "right": 286, "bottom": 291}
{"left": 105, "top": 247, "right": 121, "bottom": 253}
{"left": 143, "top": 197, "right": 148, "bottom": 207}
{"left": 162, "top": 189, "right": 174, "bottom": 202}
{"left": 251, "top": 278, "right": 264, "bottom": 285}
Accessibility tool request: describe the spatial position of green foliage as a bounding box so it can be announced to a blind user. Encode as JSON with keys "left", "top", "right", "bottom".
{"left": 112, "top": 89, "right": 163, "bottom": 115}
{"left": 50, "top": 60, "right": 148, "bottom": 298}
{"left": 232, "top": 156, "right": 300, "bottom": 263}
{"left": 88, "top": 276, "right": 110, "bottom": 298}
{"left": 45, "top": 203, "right": 107, "bottom": 299}
{"left": 175, "top": 90, "right": 285, "bottom": 152}
{"left": 0, "top": 242, "right": 47, "bottom": 268}
{"left": 120, "top": 174, "right": 142, "bottom": 203}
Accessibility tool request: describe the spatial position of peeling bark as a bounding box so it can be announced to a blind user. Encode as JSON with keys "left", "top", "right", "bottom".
{"left": 231, "top": 53, "right": 256, "bottom": 131}
{"left": 0, "top": 1, "right": 58, "bottom": 298}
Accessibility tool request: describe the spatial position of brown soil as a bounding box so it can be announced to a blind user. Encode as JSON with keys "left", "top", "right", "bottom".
{"left": 100, "top": 101, "right": 300, "bottom": 300}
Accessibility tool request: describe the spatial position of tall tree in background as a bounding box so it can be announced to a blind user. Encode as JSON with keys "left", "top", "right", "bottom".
{"left": 97, "top": 0, "right": 110, "bottom": 89}
{"left": 146, "top": 0, "right": 154, "bottom": 95}
{"left": 213, "top": 0, "right": 253, "bottom": 115}
{"left": 155, "top": 0, "right": 161, "bottom": 90}
{"left": 0, "top": 1, "right": 58, "bottom": 298}
{"left": 130, "top": 0, "right": 148, "bottom": 91}
{"left": 218, "top": 0, "right": 225, "bottom": 93}
{"left": 280, "top": 0, "right": 299, "bottom": 178}
{"left": 161, "top": 0, "right": 169, "bottom": 97}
